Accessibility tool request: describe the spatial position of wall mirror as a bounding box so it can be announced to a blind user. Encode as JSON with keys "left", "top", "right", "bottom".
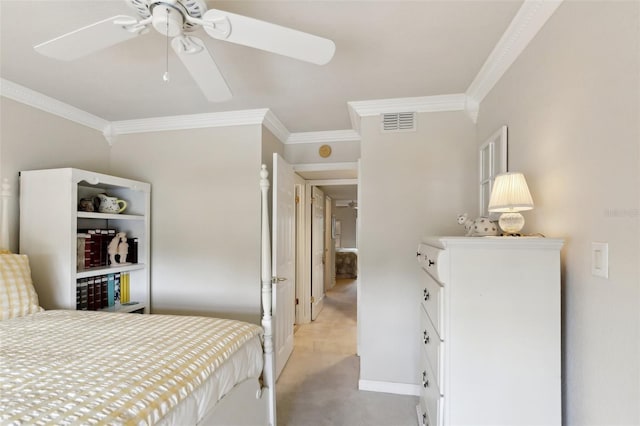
{"left": 479, "top": 125, "right": 508, "bottom": 217}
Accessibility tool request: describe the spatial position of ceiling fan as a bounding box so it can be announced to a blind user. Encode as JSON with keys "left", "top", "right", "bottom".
{"left": 33, "top": 0, "right": 336, "bottom": 102}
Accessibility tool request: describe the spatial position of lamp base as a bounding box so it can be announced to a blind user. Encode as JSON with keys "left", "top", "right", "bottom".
{"left": 498, "top": 212, "right": 525, "bottom": 235}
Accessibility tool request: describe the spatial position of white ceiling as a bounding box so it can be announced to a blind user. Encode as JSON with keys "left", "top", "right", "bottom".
{"left": 0, "top": 0, "right": 523, "bottom": 133}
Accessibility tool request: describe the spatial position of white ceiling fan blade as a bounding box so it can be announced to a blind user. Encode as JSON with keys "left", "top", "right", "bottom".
{"left": 34, "top": 15, "right": 144, "bottom": 61}
{"left": 171, "top": 36, "right": 232, "bottom": 102}
{"left": 202, "top": 9, "right": 335, "bottom": 66}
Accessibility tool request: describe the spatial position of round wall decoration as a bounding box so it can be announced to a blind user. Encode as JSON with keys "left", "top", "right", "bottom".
{"left": 319, "top": 144, "right": 332, "bottom": 158}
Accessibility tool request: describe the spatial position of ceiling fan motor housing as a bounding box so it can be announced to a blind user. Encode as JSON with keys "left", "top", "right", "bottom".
{"left": 126, "top": 0, "right": 207, "bottom": 33}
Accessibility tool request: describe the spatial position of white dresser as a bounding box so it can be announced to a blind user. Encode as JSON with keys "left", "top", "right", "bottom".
{"left": 416, "top": 237, "right": 563, "bottom": 426}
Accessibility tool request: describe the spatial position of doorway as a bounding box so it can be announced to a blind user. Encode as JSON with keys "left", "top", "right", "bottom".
{"left": 290, "top": 162, "right": 359, "bottom": 349}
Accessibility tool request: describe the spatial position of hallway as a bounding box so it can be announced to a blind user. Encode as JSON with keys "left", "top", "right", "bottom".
{"left": 276, "top": 279, "right": 419, "bottom": 426}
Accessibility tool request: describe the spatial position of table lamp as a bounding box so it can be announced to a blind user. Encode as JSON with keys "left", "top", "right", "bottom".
{"left": 488, "top": 172, "right": 534, "bottom": 235}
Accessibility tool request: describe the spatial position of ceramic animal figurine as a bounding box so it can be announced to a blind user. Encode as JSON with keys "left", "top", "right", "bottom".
{"left": 457, "top": 213, "right": 498, "bottom": 237}
{"left": 78, "top": 198, "right": 96, "bottom": 212}
{"left": 108, "top": 232, "right": 128, "bottom": 265}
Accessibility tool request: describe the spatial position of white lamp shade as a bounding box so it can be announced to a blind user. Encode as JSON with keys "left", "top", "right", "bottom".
{"left": 488, "top": 172, "right": 534, "bottom": 213}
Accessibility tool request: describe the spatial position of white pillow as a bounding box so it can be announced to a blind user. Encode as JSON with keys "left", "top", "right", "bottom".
{"left": 0, "top": 253, "right": 44, "bottom": 320}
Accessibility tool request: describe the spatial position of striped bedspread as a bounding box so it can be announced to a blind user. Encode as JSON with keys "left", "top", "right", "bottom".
{"left": 0, "top": 310, "right": 263, "bottom": 425}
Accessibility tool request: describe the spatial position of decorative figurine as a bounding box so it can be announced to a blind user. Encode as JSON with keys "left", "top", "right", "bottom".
{"left": 108, "top": 232, "right": 129, "bottom": 265}
{"left": 457, "top": 213, "right": 498, "bottom": 237}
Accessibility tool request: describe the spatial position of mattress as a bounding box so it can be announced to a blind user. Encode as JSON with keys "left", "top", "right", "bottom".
{"left": 0, "top": 310, "right": 263, "bottom": 425}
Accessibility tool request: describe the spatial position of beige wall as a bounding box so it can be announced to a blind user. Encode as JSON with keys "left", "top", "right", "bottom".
{"left": 285, "top": 140, "right": 360, "bottom": 164}
{"left": 334, "top": 205, "right": 357, "bottom": 248}
{"left": 358, "top": 110, "right": 476, "bottom": 385}
{"left": 0, "top": 98, "right": 110, "bottom": 251}
{"left": 109, "top": 125, "right": 264, "bottom": 324}
{"left": 476, "top": 1, "right": 640, "bottom": 423}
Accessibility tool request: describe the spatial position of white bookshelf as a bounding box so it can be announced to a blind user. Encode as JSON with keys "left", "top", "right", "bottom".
{"left": 19, "top": 168, "right": 151, "bottom": 313}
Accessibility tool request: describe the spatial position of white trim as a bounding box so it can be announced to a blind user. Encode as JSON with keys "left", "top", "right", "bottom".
{"left": 286, "top": 130, "right": 360, "bottom": 145}
{"left": 306, "top": 178, "right": 357, "bottom": 186}
{"left": 110, "top": 109, "right": 269, "bottom": 135}
{"left": 347, "top": 94, "right": 467, "bottom": 131}
{"left": 348, "top": 93, "right": 466, "bottom": 117}
{"left": 358, "top": 380, "right": 421, "bottom": 396}
{"left": 263, "top": 109, "right": 290, "bottom": 144}
{"left": 0, "top": 78, "right": 109, "bottom": 132}
{"left": 466, "top": 0, "right": 563, "bottom": 105}
{"left": 465, "top": 97, "right": 480, "bottom": 124}
{"left": 293, "top": 162, "right": 359, "bottom": 173}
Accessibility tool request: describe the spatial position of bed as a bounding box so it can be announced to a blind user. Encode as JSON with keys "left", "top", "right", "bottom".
{"left": 0, "top": 166, "right": 276, "bottom": 426}
{"left": 335, "top": 248, "right": 357, "bottom": 279}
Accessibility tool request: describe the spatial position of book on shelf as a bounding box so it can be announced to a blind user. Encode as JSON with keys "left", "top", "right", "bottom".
{"left": 126, "top": 238, "right": 138, "bottom": 264}
{"left": 100, "top": 275, "right": 108, "bottom": 309}
{"left": 78, "top": 228, "right": 125, "bottom": 270}
{"left": 120, "top": 272, "right": 129, "bottom": 304}
{"left": 76, "top": 278, "right": 88, "bottom": 310}
{"left": 94, "top": 277, "right": 102, "bottom": 310}
{"left": 87, "top": 277, "right": 95, "bottom": 310}
{"left": 77, "top": 273, "right": 123, "bottom": 310}
{"left": 107, "top": 274, "right": 115, "bottom": 307}
{"left": 114, "top": 272, "right": 121, "bottom": 303}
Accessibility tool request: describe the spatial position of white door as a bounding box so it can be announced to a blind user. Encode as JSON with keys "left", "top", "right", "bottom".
{"left": 311, "top": 186, "right": 325, "bottom": 320}
{"left": 272, "top": 153, "right": 296, "bottom": 379}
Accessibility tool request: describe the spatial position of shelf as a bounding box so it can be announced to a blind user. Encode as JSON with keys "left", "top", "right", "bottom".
{"left": 77, "top": 211, "right": 145, "bottom": 220}
{"left": 99, "top": 302, "right": 146, "bottom": 314}
{"left": 76, "top": 263, "right": 145, "bottom": 279}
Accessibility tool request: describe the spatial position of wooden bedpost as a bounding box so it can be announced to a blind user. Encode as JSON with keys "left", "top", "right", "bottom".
{"left": 260, "top": 165, "right": 276, "bottom": 426}
{"left": 1, "top": 178, "right": 10, "bottom": 250}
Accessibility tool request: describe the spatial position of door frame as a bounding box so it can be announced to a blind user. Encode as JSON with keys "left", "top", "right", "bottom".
{"left": 292, "top": 162, "right": 359, "bottom": 328}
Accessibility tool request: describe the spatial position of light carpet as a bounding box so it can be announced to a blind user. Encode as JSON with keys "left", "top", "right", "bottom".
{"left": 276, "top": 279, "right": 418, "bottom": 426}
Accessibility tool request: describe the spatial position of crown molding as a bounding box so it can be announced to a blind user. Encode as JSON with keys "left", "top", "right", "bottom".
{"left": 262, "top": 109, "right": 290, "bottom": 143}
{"left": 110, "top": 109, "right": 270, "bottom": 136}
{"left": 348, "top": 94, "right": 467, "bottom": 117}
{"left": 286, "top": 129, "right": 361, "bottom": 145}
{"left": 466, "top": 0, "right": 563, "bottom": 106}
{"left": 293, "top": 162, "right": 359, "bottom": 173}
{"left": 305, "top": 178, "right": 358, "bottom": 186}
{"left": 0, "top": 78, "right": 109, "bottom": 132}
{"left": 347, "top": 94, "right": 467, "bottom": 131}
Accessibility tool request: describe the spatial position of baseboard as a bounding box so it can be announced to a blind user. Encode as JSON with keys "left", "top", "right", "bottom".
{"left": 358, "top": 379, "right": 421, "bottom": 396}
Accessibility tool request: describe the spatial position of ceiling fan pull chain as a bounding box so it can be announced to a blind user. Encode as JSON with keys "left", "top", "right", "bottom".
{"left": 163, "top": 9, "right": 170, "bottom": 82}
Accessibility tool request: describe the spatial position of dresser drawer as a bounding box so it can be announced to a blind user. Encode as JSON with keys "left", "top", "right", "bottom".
{"left": 419, "top": 358, "right": 443, "bottom": 426}
{"left": 417, "top": 243, "right": 449, "bottom": 284}
{"left": 420, "top": 305, "right": 443, "bottom": 392}
{"left": 421, "top": 271, "right": 443, "bottom": 339}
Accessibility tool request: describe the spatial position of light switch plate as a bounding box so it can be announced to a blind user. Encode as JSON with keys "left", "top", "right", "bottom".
{"left": 591, "top": 242, "right": 609, "bottom": 278}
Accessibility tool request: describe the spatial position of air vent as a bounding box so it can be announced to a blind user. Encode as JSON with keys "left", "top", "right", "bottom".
{"left": 381, "top": 112, "right": 416, "bottom": 132}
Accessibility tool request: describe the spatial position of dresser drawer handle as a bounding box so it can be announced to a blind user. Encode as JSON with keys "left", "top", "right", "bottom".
{"left": 416, "top": 251, "right": 422, "bottom": 257}
{"left": 428, "top": 259, "right": 435, "bottom": 267}
{"left": 423, "top": 330, "right": 430, "bottom": 344}
{"left": 422, "top": 370, "right": 430, "bottom": 388}
{"left": 422, "top": 412, "right": 428, "bottom": 426}
{"left": 423, "top": 288, "right": 430, "bottom": 301}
